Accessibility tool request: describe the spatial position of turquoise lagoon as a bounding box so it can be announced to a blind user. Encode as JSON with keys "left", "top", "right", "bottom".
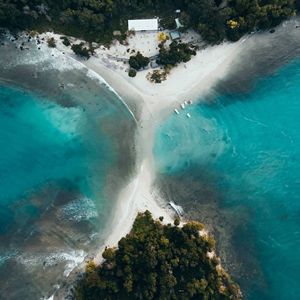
{"left": 0, "top": 85, "right": 113, "bottom": 231}
{"left": 154, "top": 59, "right": 300, "bottom": 299}
{"left": 0, "top": 83, "right": 133, "bottom": 298}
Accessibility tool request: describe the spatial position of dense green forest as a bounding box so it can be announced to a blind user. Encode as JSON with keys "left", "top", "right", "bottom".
{"left": 75, "top": 211, "right": 242, "bottom": 300}
{"left": 0, "top": 0, "right": 298, "bottom": 44}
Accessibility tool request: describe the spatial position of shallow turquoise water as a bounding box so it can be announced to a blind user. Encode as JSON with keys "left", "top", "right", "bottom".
{"left": 0, "top": 73, "right": 136, "bottom": 298}
{"left": 0, "top": 84, "right": 114, "bottom": 247}
{"left": 154, "top": 59, "right": 300, "bottom": 299}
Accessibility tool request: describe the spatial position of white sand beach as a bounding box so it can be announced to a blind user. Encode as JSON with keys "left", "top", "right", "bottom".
{"left": 36, "top": 30, "right": 249, "bottom": 264}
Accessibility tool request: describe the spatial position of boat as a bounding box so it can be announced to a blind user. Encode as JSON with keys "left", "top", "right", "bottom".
{"left": 169, "top": 201, "right": 184, "bottom": 216}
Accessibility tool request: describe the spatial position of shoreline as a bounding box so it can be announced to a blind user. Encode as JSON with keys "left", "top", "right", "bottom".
{"left": 0, "top": 28, "right": 263, "bottom": 299}
{"left": 36, "top": 30, "right": 248, "bottom": 116}
{"left": 40, "top": 18, "right": 300, "bottom": 299}
{"left": 36, "top": 31, "right": 250, "bottom": 266}
{"left": 1, "top": 17, "right": 300, "bottom": 299}
{"left": 0, "top": 27, "right": 277, "bottom": 299}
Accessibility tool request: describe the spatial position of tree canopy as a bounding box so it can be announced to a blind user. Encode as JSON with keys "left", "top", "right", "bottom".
{"left": 129, "top": 52, "right": 150, "bottom": 70}
{"left": 0, "top": 0, "right": 297, "bottom": 44}
{"left": 75, "top": 211, "right": 242, "bottom": 300}
{"left": 157, "top": 41, "right": 197, "bottom": 67}
{"left": 71, "top": 42, "right": 91, "bottom": 58}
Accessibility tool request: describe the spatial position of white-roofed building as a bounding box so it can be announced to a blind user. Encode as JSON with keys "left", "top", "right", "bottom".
{"left": 128, "top": 19, "right": 159, "bottom": 32}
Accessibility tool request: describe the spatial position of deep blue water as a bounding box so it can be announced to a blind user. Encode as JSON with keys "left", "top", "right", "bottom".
{"left": 154, "top": 59, "right": 300, "bottom": 299}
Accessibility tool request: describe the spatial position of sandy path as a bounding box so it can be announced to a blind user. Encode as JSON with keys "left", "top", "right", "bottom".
{"left": 39, "top": 31, "right": 249, "bottom": 261}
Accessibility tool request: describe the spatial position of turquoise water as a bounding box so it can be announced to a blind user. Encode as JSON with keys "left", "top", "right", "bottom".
{"left": 154, "top": 59, "right": 300, "bottom": 299}
{"left": 0, "top": 85, "right": 113, "bottom": 230}
{"left": 0, "top": 68, "right": 136, "bottom": 297}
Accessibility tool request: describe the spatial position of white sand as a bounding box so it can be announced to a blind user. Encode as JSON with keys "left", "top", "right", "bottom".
{"left": 38, "top": 31, "right": 248, "bottom": 262}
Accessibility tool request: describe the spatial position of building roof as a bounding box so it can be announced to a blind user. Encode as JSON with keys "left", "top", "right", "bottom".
{"left": 175, "top": 18, "right": 184, "bottom": 29}
{"left": 128, "top": 19, "right": 158, "bottom": 31}
{"left": 170, "top": 31, "right": 181, "bottom": 40}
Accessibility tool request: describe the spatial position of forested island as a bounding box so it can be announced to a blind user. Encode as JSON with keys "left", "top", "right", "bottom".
{"left": 75, "top": 211, "right": 242, "bottom": 300}
{"left": 0, "top": 0, "right": 298, "bottom": 45}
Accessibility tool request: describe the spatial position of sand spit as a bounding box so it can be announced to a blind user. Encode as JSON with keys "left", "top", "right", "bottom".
{"left": 3, "top": 19, "right": 299, "bottom": 298}
{"left": 26, "top": 30, "right": 248, "bottom": 251}
{"left": 31, "top": 30, "right": 250, "bottom": 263}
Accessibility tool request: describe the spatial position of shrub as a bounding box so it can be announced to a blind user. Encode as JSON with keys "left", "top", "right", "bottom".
{"left": 102, "top": 247, "right": 116, "bottom": 261}
{"left": 71, "top": 43, "right": 90, "bottom": 59}
{"left": 47, "top": 37, "right": 56, "bottom": 48}
{"left": 160, "top": 17, "right": 176, "bottom": 30}
{"left": 129, "top": 52, "right": 149, "bottom": 70}
{"left": 147, "top": 69, "right": 168, "bottom": 84}
{"left": 60, "top": 36, "right": 70, "bottom": 46}
{"left": 174, "top": 218, "right": 180, "bottom": 226}
{"left": 128, "top": 68, "right": 137, "bottom": 77}
{"left": 157, "top": 41, "right": 196, "bottom": 67}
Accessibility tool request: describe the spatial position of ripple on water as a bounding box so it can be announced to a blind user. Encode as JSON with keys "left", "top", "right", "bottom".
{"left": 154, "top": 59, "right": 300, "bottom": 300}
{"left": 0, "top": 83, "right": 128, "bottom": 299}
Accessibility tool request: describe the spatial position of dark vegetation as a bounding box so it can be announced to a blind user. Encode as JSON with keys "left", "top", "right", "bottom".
{"left": 75, "top": 211, "right": 242, "bottom": 300}
{"left": 157, "top": 41, "right": 197, "bottom": 67}
{"left": 47, "top": 36, "right": 56, "bottom": 47}
{"left": 0, "top": 0, "right": 297, "bottom": 45}
{"left": 71, "top": 43, "right": 91, "bottom": 59}
{"left": 129, "top": 52, "right": 150, "bottom": 70}
{"left": 148, "top": 69, "right": 168, "bottom": 83}
{"left": 128, "top": 41, "right": 196, "bottom": 79}
{"left": 60, "top": 36, "right": 71, "bottom": 46}
{"left": 128, "top": 69, "right": 137, "bottom": 77}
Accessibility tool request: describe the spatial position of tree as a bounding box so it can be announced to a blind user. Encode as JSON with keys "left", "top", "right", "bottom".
{"left": 129, "top": 52, "right": 150, "bottom": 70}
{"left": 0, "top": 0, "right": 297, "bottom": 46}
{"left": 76, "top": 211, "right": 242, "bottom": 300}
{"left": 128, "top": 69, "right": 137, "bottom": 77}
{"left": 174, "top": 218, "right": 180, "bottom": 226}
{"left": 60, "top": 36, "right": 71, "bottom": 46}
{"left": 102, "top": 247, "right": 116, "bottom": 260}
{"left": 47, "top": 37, "right": 56, "bottom": 48}
{"left": 71, "top": 43, "right": 90, "bottom": 59}
{"left": 157, "top": 41, "right": 197, "bottom": 67}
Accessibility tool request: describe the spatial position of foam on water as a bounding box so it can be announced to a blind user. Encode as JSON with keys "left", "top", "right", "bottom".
{"left": 0, "top": 31, "right": 137, "bottom": 298}
{"left": 0, "top": 86, "right": 94, "bottom": 204}
{"left": 0, "top": 82, "right": 125, "bottom": 298}
{"left": 17, "top": 249, "right": 86, "bottom": 277}
{"left": 60, "top": 197, "right": 98, "bottom": 222}
{"left": 2, "top": 33, "right": 83, "bottom": 72}
{"left": 85, "top": 68, "right": 137, "bottom": 122}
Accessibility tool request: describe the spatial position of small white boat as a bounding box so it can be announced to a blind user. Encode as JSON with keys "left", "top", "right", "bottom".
{"left": 181, "top": 103, "right": 185, "bottom": 109}
{"left": 174, "top": 109, "right": 179, "bottom": 115}
{"left": 184, "top": 100, "right": 188, "bottom": 105}
{"left": 169, "top": 201, "right": 184, "bottom": 216}
{"left": 187, "top": 113, "right": 191, "bottom": 118}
